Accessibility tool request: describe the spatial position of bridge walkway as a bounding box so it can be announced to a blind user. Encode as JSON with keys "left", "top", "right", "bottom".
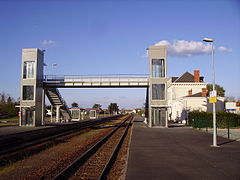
{"left": 126, "top": 116, "right": 240, "bottom": 180}
{"left": 44, "top": 74, "right": 149, "bottom": 88}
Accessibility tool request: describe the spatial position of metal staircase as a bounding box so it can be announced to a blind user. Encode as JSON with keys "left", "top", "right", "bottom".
{"left": 45, "top": 88, "right": 71, "bottom": 121}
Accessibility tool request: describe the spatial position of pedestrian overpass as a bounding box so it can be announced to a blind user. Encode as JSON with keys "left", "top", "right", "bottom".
{"left": 44, "top": 74, "right": 149, "bottom": 88}
{"left": 19, "top": 46, "right": 169, "bottom": 128}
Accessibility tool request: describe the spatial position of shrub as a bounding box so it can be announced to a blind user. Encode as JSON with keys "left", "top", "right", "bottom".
{"left": 188, "top": 111, "right": 240, "bottom": 128}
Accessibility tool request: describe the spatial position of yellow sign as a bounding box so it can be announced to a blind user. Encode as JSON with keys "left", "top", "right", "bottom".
{"left": 209, "top": 97, "right": 217, "bottom": 103}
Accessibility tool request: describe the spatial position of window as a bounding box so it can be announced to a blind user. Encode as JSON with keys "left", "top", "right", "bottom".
{"left": 23, "top": 61, "right": 35, "bottom": 79}
{"left": 152, "top": 84, "right": 165, "bottom": 100}
{"left": 23, "top": 86, "right": 34, "bottom": 100}
{"left": 152, "top": 59, "right": 165, "bottom": 78}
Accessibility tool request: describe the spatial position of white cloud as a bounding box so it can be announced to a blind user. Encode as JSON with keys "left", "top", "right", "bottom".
{"left": 155, "top": 40, "right": 212, "bottom": 57}
{"left": 218, "top": 46, "right": 232, "bottom": 52}
{"left": 153, "top": 40, "right": 232, "bottom": 57}
{"left": 40, "top": 40, "right": 56, "bottom": 46}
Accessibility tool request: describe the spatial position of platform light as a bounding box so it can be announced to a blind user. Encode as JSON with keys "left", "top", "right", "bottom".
{"left": 203, "top": 37, "right": 217, "bottom": 147}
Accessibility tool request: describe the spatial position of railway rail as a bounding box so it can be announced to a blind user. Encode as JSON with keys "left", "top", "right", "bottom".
{"left": 53, "top": 114, "right": 133, "bottom": 180}
{"left": 0, "top": 115, "right": 123, "bottom": 166}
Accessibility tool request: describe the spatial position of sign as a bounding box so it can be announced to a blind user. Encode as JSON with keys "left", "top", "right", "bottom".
{"left": 209, "top": 90, "right": 217, "bottom": 103}
{"left": 209, "top": 97, "right": 217, "bottom": 103}
{"left": 210, "top": 90, "right": 217, "bottom": 97}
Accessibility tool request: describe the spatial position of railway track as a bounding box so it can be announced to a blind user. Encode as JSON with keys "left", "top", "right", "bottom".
{"left": 0, "top": 115, "right": 123, "bottom": 166}
{"left": 53, "top": 114, "right": 133, "bottom": 180}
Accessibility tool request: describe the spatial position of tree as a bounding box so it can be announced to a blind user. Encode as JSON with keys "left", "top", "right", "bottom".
{"left": 71, "top": 102, "right": 79, "bottom": 107}
{"left": 0, "top": 93, "right": 6, "bottom": 104}
{"left": 92, "top": 104, "right": 102, "bottom": 109}
{"left": 108, "top": 103, "right": 119, "bottom": 115}
{"left": 225, "top": 96, "right": 236, "bottom": 102}
{"left": 0, "top": 93, "right": 18, "bottom": 117}
{"left": 207, "top": 84, "right": 225, "bottom": 97}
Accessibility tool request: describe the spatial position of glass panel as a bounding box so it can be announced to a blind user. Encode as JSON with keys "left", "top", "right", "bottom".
{"left": 23, "top": 86, "right": 34, "bottom": 100}
{"left": 152, "top": 59, "right": 165, "bottom": 78}
{"left": 152, "top": 108, "right": 167, "bottom": 127}
{"left": 23, "top": 62, "right": 27, "bottom": 79}
{"left": 21, "top": 108, "right": 34, "bottom": 126}
{"left": 152, "top": 84, "right": 165, "bottom": 100}
{"left": 90, "top": 110, "right": 96, "bottom": 118}
{"left": 23, "top": 61, "right": 35, "bottom": 79}
{"left": 160, "top": 110, "right": 166, "bottom": 126}
{"left": 72, "top": 110, "right": 80, "bottom": 119}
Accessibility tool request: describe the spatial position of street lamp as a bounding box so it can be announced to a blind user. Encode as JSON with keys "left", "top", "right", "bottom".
{"left": 203, "top": 37, "right": 217, "bottom": 147}
{"left": 52, "top": 63, "right": 58, "bottom": 79}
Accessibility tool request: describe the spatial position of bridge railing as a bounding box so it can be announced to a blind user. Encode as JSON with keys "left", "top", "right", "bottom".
{"left": 44, "top": 74, "right": 149, "bottom": 82}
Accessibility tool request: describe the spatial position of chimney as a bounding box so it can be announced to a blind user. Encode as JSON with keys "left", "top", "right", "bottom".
{"left": 202, "top": 88, "right": 207, "bottom": 97}
{"left": 194, "top": 70, "right": 200, "bottom": 82}
{"left": 188, "top": 89, "right": 192, "bottom": 95}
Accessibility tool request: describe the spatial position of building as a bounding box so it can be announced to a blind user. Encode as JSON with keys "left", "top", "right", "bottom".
{"left": 225, "top": 102, "right": 240, "bottom": 114}
{"left": 168, "top": 70, "right": 225, "bottom": 123}
{"left": 168, "top": 70, "right": 207, "bottom": 123}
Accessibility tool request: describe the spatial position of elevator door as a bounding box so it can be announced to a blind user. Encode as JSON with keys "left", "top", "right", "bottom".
{"left": 152, "top": 108, "right": 166, "bottom": 127}
{"left": 21, "top": 108, "right": 34, "bottom": 126}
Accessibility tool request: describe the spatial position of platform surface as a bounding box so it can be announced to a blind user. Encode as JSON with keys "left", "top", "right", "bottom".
{"left": 126, "top": 118, "right": 240, "bottom": 180}
{"left": 0, "top": 126, "right": 54, "bottom": 136}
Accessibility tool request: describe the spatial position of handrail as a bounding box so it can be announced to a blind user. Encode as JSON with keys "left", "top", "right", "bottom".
{"left": 44, "top": 74, "right": 149, "bottom": 81}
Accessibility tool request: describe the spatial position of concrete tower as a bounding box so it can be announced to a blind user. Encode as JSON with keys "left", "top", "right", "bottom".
{"left": 148, "top": 46, "right": 169, "bottom": 127}
{"left": 19, "top": 48, "right": 45, "bottom": 126}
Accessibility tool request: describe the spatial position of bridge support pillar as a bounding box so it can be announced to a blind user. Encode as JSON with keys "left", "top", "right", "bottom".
{"left": 50, "top": 105, "right": 53, "bottom": 123}
{"left": 56, "top": 105, "right": 61, "bottom": 123}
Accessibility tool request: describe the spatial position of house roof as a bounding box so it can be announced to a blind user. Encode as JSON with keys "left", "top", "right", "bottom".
{"left": 186, "top": 92, "right": 203, "bottom": 97}
{"left": 171, "top": 77, "right": 178, "bottom": 82}
{"left": 173, "top": 72, "right": 195, "bottom": 82}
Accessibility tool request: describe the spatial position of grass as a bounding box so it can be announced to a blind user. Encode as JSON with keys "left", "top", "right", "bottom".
{"left": 0, "top": 116, "right": 18, "bottom": 121}
{"left": 0, "top": 116, "right": 19, "bottom": 127}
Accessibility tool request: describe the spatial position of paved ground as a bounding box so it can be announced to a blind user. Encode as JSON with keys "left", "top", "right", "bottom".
{"left": 126, "top": 117, "right": 240, "bottom": 180}
{"left": 200, "top": 128, "right": 240, "bottom": 142}
{"left": 0, "top": 126, "right": 53, "bottom": 136}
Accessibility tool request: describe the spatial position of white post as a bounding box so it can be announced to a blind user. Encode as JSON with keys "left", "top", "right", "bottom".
{"left": 203, "top": 38, "right": 217, "bottom": 147}
{"left": 211, "top": 42, "right": 217, "bottom": 147}
{"left": 56, "top": 105, "right": 60, "bottom": 123}
{"left": 41, "top": 89, "right": 45, "bottom": 125}
{"left": 51, "top": 105, "right": 53, "bottom": 123}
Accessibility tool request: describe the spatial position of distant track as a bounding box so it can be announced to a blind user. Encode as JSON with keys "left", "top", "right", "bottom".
{"left": 0, "top": 115, "right": 122, "bottom": 163}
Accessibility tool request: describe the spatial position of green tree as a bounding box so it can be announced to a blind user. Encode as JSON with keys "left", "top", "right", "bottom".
{"left": 0, "top": 93, "right": 6, "bottom": 104}
{"left": 207, "top": 84, "right": 225, "bottom": 97}
{"left": 108, "top": 103, "right": 119, "bottom": 114}
{"left": 0, "top": 93, "right": 18, "bottom": 117}
{"left": 92, "top": 104, "right": 102, "bottom": 109}
{"left": 71, "top": 102, "right": 79, "bottom": 107}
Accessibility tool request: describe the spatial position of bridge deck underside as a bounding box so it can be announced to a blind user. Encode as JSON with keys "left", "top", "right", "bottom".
{"left": 44, "top": 78, "right": 149, "bottom": 88}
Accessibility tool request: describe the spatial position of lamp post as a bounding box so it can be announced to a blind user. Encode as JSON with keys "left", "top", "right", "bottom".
{"left": 203, "top": 38, "right": 217, "bottom": 147}
{"left": 52, "top": 63, "right": 58, "bottom": 79}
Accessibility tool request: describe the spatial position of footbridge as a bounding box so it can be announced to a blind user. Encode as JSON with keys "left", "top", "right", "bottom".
{"left": 44, "top": 74, "right": 149, "bottom": 88}
{"left": 19, "top": 46, "right": 169, "bottom": 128}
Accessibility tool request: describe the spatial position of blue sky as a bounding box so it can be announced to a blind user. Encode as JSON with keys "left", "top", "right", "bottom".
{"left": 0, "top": 0, "right": 239, "bottom": 109}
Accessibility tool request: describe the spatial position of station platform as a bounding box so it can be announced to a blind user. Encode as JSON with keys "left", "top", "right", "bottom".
{"left": 126, "top": 117, "right": 240, "bottom": 180}
{"left": 0, "top": 125, "right": 53, "bottom": 136}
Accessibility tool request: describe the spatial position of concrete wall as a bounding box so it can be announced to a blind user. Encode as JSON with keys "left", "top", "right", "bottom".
{"left": 207, "top": 97, "right": 225, "bottom": 112}
{"left": 148, "top": 46, "right": 168, "bottom": 127}
{"left": 20, "top": 48, "right": 44, "bottom": 126}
